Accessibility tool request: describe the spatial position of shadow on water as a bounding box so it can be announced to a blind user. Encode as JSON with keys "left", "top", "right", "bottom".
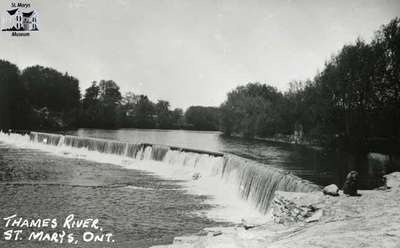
{"left": 218, "top": 135, "right": 391, "bottom": 189}
{"left": 71, "top": 128, "right": 395, "bottom": 189}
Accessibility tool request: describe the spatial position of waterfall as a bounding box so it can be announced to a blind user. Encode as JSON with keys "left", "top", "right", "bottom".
{"left": 30, "top": 132, "right": 62, "bottom": 145}
{"left": 23, "top": 131, "right": 320, "bottom": 213}
{"left": 62, "top": 135, "right": 128, "bottom": 155}
{"left": 221, "top": 156, "right": 320, "bottom": 213}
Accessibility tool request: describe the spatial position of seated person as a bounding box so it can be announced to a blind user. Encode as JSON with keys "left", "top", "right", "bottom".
{"left": 343, "top": 171, "right": 361, "bottom": 196}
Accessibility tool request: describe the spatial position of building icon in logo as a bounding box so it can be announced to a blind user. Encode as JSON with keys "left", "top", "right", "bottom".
{"left": 2, "top": 8, "right": 38, "bottom": 31}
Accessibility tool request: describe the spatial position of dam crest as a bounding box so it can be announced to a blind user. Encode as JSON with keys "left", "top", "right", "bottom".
{"left": 3, "top": 131, "right": 320, "bottom": 214}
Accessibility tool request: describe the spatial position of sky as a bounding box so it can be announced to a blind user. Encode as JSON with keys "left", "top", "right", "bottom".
{"left": 0, "top": 0, "right": 399, "bottom": 109}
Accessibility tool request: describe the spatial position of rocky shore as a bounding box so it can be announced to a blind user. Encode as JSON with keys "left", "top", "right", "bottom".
{"left": 152, "top": 172, "right": 400, "bottom": 248}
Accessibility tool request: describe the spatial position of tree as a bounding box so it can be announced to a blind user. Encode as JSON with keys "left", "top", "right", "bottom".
{"left": 82, "top": 81, "right": 100, "bottom": 107}
{"left": 185, "top": 106, "right": 220, "bottom": 131}
{"left": 98, "top": 80, "right": 122, "bottom": 107}
{"left": 21, "top": 66, "right": 80, "bottom": 113}
{"left": 220, "top": 83, "right": 283, "bottom": 137}
{"left": 81, "top": 82, "right": 100, "bottom": 127}
{"left": 171, "top": 108, "right": 184, "bottom": 129}
{"left": 20, "top": 65, "right": 80, "bottom": 129}
{"left": 155, "top": 100, "right": 172, "bottom": 129}
{"left": 97, "top": 80, "right": 122, "bottom": 128}
{"left": 81, "top": 80, "right": 122, "bottom": 128}
{"left": 371, "top": 18, "right": 400, "bottom": 141}
{"left": 134, "top": 95, "right": 155, "bottom": 128}
{"left": 0, "top": 60, "right": 28, "bottom": 130}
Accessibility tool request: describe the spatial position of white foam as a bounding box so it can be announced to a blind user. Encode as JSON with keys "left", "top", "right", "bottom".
{"left": 124, "top": 185, "right": 156, "bottom": 191}
{"left": 0, "top": 132, "right": 269, "bottom": 224}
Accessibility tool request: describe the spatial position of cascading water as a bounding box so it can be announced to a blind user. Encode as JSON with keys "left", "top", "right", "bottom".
{"left": 221, "top": 156, "right": 320, "bottom": 213}
{"left": 62, "top": 135, "right": 129, "bottom": 155}
{"left": 3, "top": 131, "right": 320, "bottom": 216}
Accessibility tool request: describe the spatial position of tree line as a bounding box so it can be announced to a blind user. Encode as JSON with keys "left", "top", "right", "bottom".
{"left": 220, "top": 18, "right": 400, "bottom": 155}
{"left": 0, "top": 63, "right": 220, "bottom": 131}
{"left": 79, "top": 80, "right": 219, "bottom": 130}
{"left": 0, "top": 18, "right": 399, "bottom": 155}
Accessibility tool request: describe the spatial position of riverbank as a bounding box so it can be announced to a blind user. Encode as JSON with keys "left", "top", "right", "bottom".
{"left": 151, "top": 172, "right": 400, "bottom": 248}
{"left": 230, "top": 133, "right": 323, "bottom": 150}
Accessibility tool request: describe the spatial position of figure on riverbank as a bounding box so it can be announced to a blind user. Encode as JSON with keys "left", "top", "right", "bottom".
{"left": 343, "top": 171, "right": 361, "bottom": 196}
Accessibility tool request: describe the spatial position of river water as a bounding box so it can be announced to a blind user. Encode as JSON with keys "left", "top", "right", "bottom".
{"left": 0, "top": 129, "right": 386, "bottom": 248}
{"left": 72, "top": 128, "right": 386, "bottom": 189}
{"left": 0, "top": 142, "right": 226, "bottom": 248}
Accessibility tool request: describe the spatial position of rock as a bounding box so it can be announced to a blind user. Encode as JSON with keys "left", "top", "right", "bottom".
{"left": 272, "top": 191, "right": 324, "bottom": 225}
{"left": 212, "top": 231, "right": 222, "bottom": 236}
{"left": 241, "top": 219, "right": 256, "bottom": 230}
{"left": 322, "top": 184, "right": 339, "bottom": 196}
{"left": 305, "top": 209, "right": 323, "bottom": 223}
{"left": 384, "top": 172, "right": 400, "bottom": 188}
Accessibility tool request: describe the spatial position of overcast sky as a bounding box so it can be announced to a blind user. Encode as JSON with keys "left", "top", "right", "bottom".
{"left": 1, "top": 0, "right": 399, "bottom": 109}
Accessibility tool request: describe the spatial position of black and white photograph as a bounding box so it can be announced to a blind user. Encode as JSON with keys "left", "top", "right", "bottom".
{"left": 0, "top": 0, "right": 399, "bottom": 247}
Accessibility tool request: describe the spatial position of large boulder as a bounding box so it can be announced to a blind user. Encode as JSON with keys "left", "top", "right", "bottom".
{"left": 384, "top": 172, "right": 400, "bottom": 188}
{"left": 322, "top": 184, "right": 339, "bottom": 196}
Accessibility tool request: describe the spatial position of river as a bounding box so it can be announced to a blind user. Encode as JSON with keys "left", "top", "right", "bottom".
{"left": 72, "top": 128, "right": 385, "bottom": 189}
{"left": 0, "top": 129, "right": 386, "bottom": 248}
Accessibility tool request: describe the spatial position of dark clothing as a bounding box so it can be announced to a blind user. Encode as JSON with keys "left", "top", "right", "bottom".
{"left": 343, "top": 180, "right": 358, "bottom": 196}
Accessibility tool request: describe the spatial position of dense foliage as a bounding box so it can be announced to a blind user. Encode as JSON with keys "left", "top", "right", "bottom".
{"left": 184, "top": 106, "right": 220, "bottom": 131}
{"left": 0, "top": 60, "right": 29, "bottom": 129}
{"left": 220, "top": 83, "right": 285, "bottom": 137}
{"left": 0, "top": 64, "right": 214, "bottom": 130}
{"left": 0, "top": 63, "right": 80, "bottom": 130}
{"left": 21, "top": 66, "right": 81, "bottom": 129}
{"left": 220, "top": 18, "right": 400, "bottom": 154}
